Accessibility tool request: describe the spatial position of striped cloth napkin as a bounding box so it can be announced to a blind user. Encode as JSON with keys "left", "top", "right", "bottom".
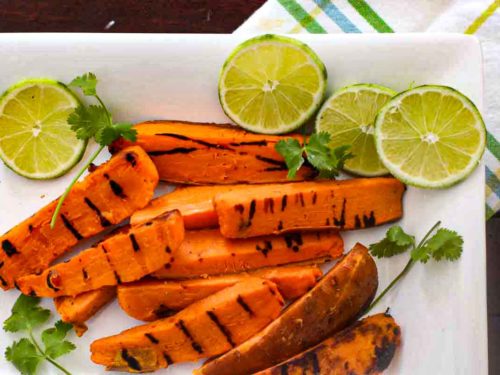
{"left": 235, "top": 0, "right": 500, "bottom": 219}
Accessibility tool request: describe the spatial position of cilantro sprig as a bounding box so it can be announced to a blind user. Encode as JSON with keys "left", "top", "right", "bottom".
{"left": 50, "top": 73, "right": 137, "bottom": 228}
{"left": 366, "top": 221, "right": 463, "bottom": 313}
{"left": 4, "top": 294, "right": 75, "bottom": 375}
{"left": 275, "top": 132, "right": 353, "bottom": 179}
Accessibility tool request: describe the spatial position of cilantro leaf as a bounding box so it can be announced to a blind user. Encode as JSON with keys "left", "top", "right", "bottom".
{"left": 69, "top": 72, "right": 97, "bottom": 96}
{"left": 3, "top": 295, "right": 50, "bottom": 332}
{"left": 304, "top": 132, "right": 332, "bottom": 171}
{"left": 412, "top": 228, "right": 463, "bottom": 263}
{"left": 369, "top": 225, "right": 415, "bottom": 258}
{"left": 275, "top": 138, "right": 304, "bottom": 178}
{"left": 68, "top": 104, "right": 109, "bottom": 141}
{"left": 5, "top": 338, "right": 42, "bottom": 375}
{"left": 95, "top": 122, "right": 137, "bottom": 146}
{"left": 41, "top": 321, "right": 76, "bottom": 359}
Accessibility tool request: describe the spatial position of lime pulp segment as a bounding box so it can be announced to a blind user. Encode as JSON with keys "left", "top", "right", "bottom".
{"left": 374, "top": 85, "right": 486, "bottom": 188}
{"left": 219, "top": 35, "right": 327, "bottom": 134}
{"left": 0, "top": 79, "right": 86, "bottom": 179}
{"left": 316, "top": 84, "right": 396, "bottom": 176}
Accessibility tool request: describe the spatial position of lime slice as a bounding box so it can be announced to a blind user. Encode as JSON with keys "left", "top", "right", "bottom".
{"left": 219, "top": 34, "right": 327, "bottom": 134}
{"left": 0, "top": 79, "right": 86, "bottom": 179}
{"left": 374, "top": 85, "right": 486, "bottom": 188}
{"left": 316, "top": 84, "right": 396, "bottom": 176}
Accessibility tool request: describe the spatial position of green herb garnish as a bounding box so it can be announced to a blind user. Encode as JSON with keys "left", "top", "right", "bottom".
{"left": 366, "top": 221, "right": 463, "bottom": 313}
{"left": 50, "top": 73, "right": 137, "bottom": 228}
{"left": 4, "top": 294, "right": 75, "bottom": 375}
{"left": 275, "top": 132, "right": 353, "bottom": 179}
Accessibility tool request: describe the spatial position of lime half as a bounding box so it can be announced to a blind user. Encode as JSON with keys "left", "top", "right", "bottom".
{"left": 374, "top": 85, "right": 486, "bottom": 188}
{"left": 0, "top": 79, "right": 86, "bottom": 179}
{"left": 219, "top": 34, "right": 327, "bottom": 134}
{"left": 316, "top": 84, "right": 396, "bottom": 176}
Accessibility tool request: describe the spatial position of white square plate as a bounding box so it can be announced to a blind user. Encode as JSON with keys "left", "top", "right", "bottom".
{"left": 0, "top": 33, "right": 487, "bottom": 375}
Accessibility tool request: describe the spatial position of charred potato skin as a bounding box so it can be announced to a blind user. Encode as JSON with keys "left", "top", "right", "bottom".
{"left": 197, "top": 243, "right": 379, "bottom": 375}
{"left": 257, "top": 313, "right": 401, "bottom": 375}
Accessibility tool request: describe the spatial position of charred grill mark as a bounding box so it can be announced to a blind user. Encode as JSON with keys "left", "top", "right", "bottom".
{"left": 82, "top": 268, "right": 89, "bottom": 281}
{"left": 46, "top": 270, "right": 60, "bottom": 292}
{"left": 354, "top": 215, "right": 362, "bottom": 229}
{"left": 277, "top": 221, "right": 284, "bottom": 231}
{"left": 312, "top": 192, "right": 317, "bottom": 204}
{"left": 237, "top": 295, "right": 254, "bottom": 316}
{"left": 154, "top": 304, "right": 177, "bottom": 319}
{"left": 333, "top": 198, "right": 346, "bottom": 228}
{"left": 84, "top": 198, "right": 111, "bottom": 227}
{"left": 281, "top": 195, "right": 288, "bottom": 211}
{"left": 374, "top": 336, "right": 397, "bottom": 372}
{"left": 145, "top": 333, "right": 159, "bottom": 344}
{"left": 165, "top": 246, "right": 172, "bottom": 254}
{"left": 109, "top": 180, "right": 126, "bottom": 199}
{"left": 363, "top": 211, "right": 376, "bottom": 227}
{"left": 255, "top": 155, "right": 287, "bottom": 171}
{"left": 298, "top": 193, "right": 305, "bottom": 207}
{"left": 0, "top": 275, "right": 7, "bottom": 287}
{"left": 256, "top": 240, "right": 273, "bottom": 257}
{"left": 29, "top": 290, "right": 37, "bottom": 297}
{"left": 325, "top": 218, "right": 330, "bottom": 226}
{"left": 176, "top": 319, "right": 203, "bottom": 354}
{"left": 230, "top": 140, "right": 268, "bottom": 147}
{"left": 0, "top": 261, "right": 3, "bottom": 268}
{"left": 121, "top": 349, "right": 142, "bottom": 371}
{"left": 149, "top": 148, "right": 197, "bottom": 156}
{"left": 129, "top": 234, "right": 140, "bottom": 252}
{"left": 28, "top": 225, "right": 34, "bottom": 233}
{"left": 207, "top": 311, "right": 235, "bottom": 347}
{"left": 248, "top": 200, "right": 256, "bottom": 224}
{"left": 163, "top": 352, "right": 173, "bottom": 366}
{"left": 308, "top": 351, "right": 321, "bottom": 373}
{"left": 60, "top": 215, "right": 83, "bottom": 240}
{"left": 264, "top": 198, "right": 274, "bottom": 214}
{"left": 156, "top": 133, "right": 233, "bottom": 150}
{"left": 2, "top": 240, "right": 19, "bottom": 257}
{"left": 101, "top": 245, "right": 122, "bottom": 284}
{"left": 284, "top": 233, "right": 303, "bottom": 252}
{"left": 125, "top": 152, "right": 137, "bottom": 167}
{"left": 88, "top": 163, "right": 98, "bottom": 173}
{"left": 234, "top": 204, "right": 244, "bottom": 214}
{"left": 114, "top": 271, "right": 122, "bottom": 284}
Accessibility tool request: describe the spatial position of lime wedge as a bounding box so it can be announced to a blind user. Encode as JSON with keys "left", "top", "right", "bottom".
{"left": 219, "top": 34, "right": 327, "bottom": 134}
{"left": 316, "top": 84, "right": 396, "bottom": 176}
{"left": 374, "top": 85, "right": 486, "bottom": 188}
{"left": 0, "top": 79, "right": 86, "bottom": 179}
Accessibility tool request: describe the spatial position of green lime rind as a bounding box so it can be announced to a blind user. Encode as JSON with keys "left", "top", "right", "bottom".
{"left": 0, "top": 79, "right": 87, "bottom": 180}
{"left": 219, "top": 34, "right": 327, "bottom": 134}
{"left": 374, "top": 85, "right": 486, "bottom": 188}
{"left": 316, "top": 83, "right": 396, "bottom": 177}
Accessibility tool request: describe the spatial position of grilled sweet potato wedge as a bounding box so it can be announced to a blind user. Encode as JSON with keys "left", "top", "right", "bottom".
{"left": 118, "top": 265, "right": 322, "bottom": 321}
{"left": 215, "top": 178, "right": 405, "bottom": 238}
{"left": 0, "top": 146, "right": 159, "bottom": 289}
{"left": 17, "top": 211, "right": 184, "bottom": 298}
{"left": 196, "top": 243, "right": 378, "bottom": 375}
{"left": 54, "top": 286, "right": 116, "bottom": 336}
{"left": 152, "top": 228, "right": 343, "bottom": 279}
{"left": 91, "top": 278, "right": 284, "bottom": 372}
{"left": 109, "top": 120, "right": 316, "bottom": 184}
{"left": 255, "top": 313, "right": 401, "bottom": 375}
{"left": 131, "top": 184, "right": 247, "bottom": 228}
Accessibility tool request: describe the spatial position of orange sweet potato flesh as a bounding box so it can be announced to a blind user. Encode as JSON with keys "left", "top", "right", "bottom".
{"left": 118, "top": 265, "right": 322, "bottom": 321}
{"left": 54, "top": 286, "right": 116, "bottom": 336}
{"left": 131, "top": 184, "right": 247, "bottom": 228}
{"left": 109, "top": 120, "right": 316, "bottom": 184}
{"left": 215, "top": 178, "right": 405, "bottom": 238}
{"left": 0, "top": 146, "right": 159, "bottom": 290}
{"left": 17, "top": 211, "right": 185, "bottom": 298}
{"left": 196, "top": 243, "right": 378, "bottom": 375}
{"left": 255, "top": 313, "right": 401, "bottom": 375}
{"left": 152, "top": 228, "right": 343, "bottom": 279}
{"left": 91, "top": 278, "right": 284, "bottom": 372}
